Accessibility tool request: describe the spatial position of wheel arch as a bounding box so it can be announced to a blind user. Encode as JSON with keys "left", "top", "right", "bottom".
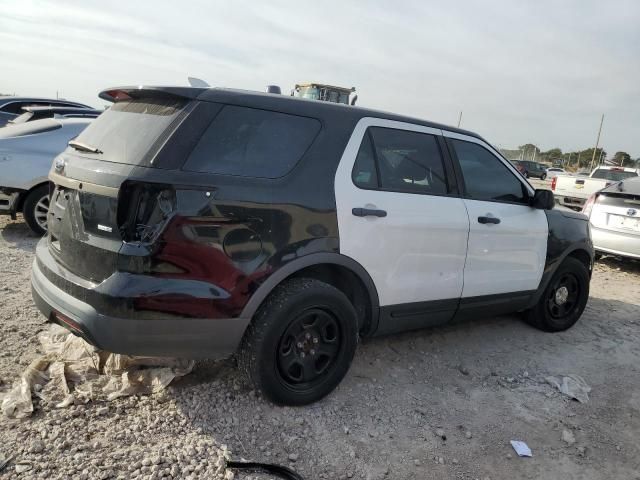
{"left": 241, "top": 253, "right": 380, "bottom": 336}
{"left": 528, "top": 243, "right": 594, "bottom": 308}
{"left": 16, "top": 181, "right": 50, "bottom": 212}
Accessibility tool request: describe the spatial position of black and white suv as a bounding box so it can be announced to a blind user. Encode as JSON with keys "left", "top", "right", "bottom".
{"left": 31, "top": 86, "right": 593, "bottom": 405}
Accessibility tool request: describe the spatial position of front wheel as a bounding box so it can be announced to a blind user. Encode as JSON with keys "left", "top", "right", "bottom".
{"left": 525, "top": 257, "right": 590, "bottom": 332}
{"left": 23, "top": 184, "right": 50, "bottom": 236}
{"left": 238, "top": 278, "right": 358, "bottom": 405}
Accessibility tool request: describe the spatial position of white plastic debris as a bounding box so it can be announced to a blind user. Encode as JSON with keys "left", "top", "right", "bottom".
{"left": 510, "top": 440, "right": 532, "bottom": 457}
{"left": 545, "top": 374, "right": 591, "bottom": 403}
{"left": 2, "top": 325, "right": 194, "bottom": 418}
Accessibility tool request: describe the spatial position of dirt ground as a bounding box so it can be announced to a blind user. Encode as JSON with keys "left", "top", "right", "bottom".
{"left": 1, "top": 212, "right": 639, "bottom": 480}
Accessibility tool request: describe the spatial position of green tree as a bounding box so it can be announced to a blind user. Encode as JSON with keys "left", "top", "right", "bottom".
{"left": 518, "top": 144, "right": 540, "bottom": 161}
{"left": 542, "top": 148, "right": 562, "bottom": 162}
{"left": 612, "top": 151, "right": 632, "bottom": 166}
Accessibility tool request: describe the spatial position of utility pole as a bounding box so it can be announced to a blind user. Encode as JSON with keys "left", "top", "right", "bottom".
{"left": 577, "top": 152, "right": 582, "bottom": 171}
{"left": 457, "top": 111, "right": 462, "bottom": 128}
{"left": 590, "top": 114, "right": 604, "bottom": 171}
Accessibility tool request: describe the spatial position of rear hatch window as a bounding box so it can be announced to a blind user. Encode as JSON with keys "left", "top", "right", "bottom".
{"left": 591, "top": 169, "right": 638, "bottom": 181}
{"left": 70, "top": 98, "right": 187, "bottom": 166}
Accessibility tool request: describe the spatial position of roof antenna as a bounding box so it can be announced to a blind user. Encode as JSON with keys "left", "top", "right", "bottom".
{"left": 188, "top": 77, "right": 210, "bottom": 88}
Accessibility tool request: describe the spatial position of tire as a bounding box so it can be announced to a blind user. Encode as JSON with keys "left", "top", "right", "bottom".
{"left": 525, "top": 257, "right": 590, "bottom": 332}
{"left": 22, "top": 185, "right": 50, "bottom": 236}
{"left": 524, "top": 172, "right": 529, "bottom": 178}
{"left": 238, "top": 277, "right": 358, "bottom": 405}
{"left": 541, "top": 173, "right": 547, "bottom": 180}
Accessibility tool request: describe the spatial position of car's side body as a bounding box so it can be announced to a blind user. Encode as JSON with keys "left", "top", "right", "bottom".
{"left": 583, "top": 177, "right": 640, "bottom": 259}
{"left": 0, "top": 118, "right": 93, "bottom": 219}
{"left": 31, "top": 87, "right": 593, "bottom": 361}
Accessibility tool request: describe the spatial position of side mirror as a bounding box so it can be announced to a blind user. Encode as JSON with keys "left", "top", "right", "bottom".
{"left": 531, "top": 189, "right": 554, "bottom": 210}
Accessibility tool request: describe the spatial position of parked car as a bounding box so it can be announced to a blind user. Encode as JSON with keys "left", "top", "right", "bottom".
{"left": 512, "top": 160, "right": 548, "bottom": 179}
{"left": 546, "top": 167, "right": 566, "bottom": 179}
{"left": 8, "top": 106, "right": 103, "bottom": 125}
{"left": 582, "top": 177, "right": 640, "bottom": 259}
{"left": 31, "top": 86, "right": 593, "bottom": 405}
{"left": 552, "top": 166, "right": 639, "bottom": 210}
{"left": 0, "top": 117, "right": 94, "bottom": 234}
{"left": 0, "top": 96, "right": 93, "bottom": 127}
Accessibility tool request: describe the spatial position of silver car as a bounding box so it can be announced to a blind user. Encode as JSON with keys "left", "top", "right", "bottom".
{"left": 0, "top": 117, "right": 94, "bottom": 234}
{"left": 583, "top": 177, "right": 640, "bottom": 259}
{"left": 0, "top": 96, "right": 92, "bottom": 127}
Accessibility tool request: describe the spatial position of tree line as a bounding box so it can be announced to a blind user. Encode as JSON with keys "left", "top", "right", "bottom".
{"left": 500, "top": 144, "right": 639, "bottom": 170}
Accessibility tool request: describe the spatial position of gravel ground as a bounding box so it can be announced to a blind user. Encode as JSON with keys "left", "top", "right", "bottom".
{"left": 1, "top": 213, "right": 640, "bottom": 480}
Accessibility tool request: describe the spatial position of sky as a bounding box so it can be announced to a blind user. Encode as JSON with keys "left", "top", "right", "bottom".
{"left": 1, "top": 0, "right": 639, "bottom": 157}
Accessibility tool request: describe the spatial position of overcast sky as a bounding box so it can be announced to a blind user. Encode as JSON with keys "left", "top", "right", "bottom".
{"left": 1, "top": 0, "right": 638, "bottom": 157}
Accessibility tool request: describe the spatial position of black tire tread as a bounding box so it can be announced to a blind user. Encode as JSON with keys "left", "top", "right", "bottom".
{"left": 525, "top": 257, "right": 590, "bottom": 332}
{"left": 238, "top": 277, "right": 358, "bottom": 405}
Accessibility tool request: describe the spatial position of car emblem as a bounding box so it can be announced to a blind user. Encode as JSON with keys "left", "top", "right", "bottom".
{"left": 628, "top": 208, "right": 638, "bottom": 217}
{"left": 54, "top": 157, "right": 66, "bottom": 173}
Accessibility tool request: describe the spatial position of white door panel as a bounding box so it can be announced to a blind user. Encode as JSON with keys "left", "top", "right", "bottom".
{"left": 462, "top": 200, "right": 547, "bottom": 297}
{"left": 335, "top": 118, "right": 470, "bottom": 307}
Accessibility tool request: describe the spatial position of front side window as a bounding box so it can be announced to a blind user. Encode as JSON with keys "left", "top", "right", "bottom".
{"left": 352, "top": 126, "right": 448, "bottom": 195}
{"left": 184, "top": 106, "right": 320, "bottom": 178}
{"left": 452, "top": 139, "right": 528, "bottom": 204}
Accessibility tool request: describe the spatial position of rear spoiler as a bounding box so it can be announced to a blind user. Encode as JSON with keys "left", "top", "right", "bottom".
{"left": 99, "top": 86, "right": 208, "bottom": 103}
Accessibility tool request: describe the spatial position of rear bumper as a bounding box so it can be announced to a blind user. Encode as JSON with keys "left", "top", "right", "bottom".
{"left": 591, "top": 225, "right": 640, "bottom": 259}
{"left": 31, "top": 239, "right": 251, "bottom": 359}
{"left": 555, "top": 195, "right": 586, "bottom": 209}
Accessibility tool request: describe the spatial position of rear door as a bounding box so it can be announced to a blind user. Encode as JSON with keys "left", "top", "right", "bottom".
{"left": 335, "top": 118, "right": 470, "bottom": 333}
{"left": 445, "top": 132, "right": 548, "bottom": 314}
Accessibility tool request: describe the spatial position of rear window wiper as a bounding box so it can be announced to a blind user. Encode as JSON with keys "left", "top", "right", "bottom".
{"left": 68, "top": 139, "right": 103, "bottom": 154}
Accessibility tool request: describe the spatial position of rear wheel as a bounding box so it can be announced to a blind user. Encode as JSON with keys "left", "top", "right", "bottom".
{"left": 525, "top": 257, "right": 590, "bottom": 332}
{"left": 541, "top": 173, "right": 547, "bottom": 180}
{"left": 238, "top": 278, "right": 358, "bottom": 405}
{"left": 23, "top": 185, "right": 50, "bottom": 236}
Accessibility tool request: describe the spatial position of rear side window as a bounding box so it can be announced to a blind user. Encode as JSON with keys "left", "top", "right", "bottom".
{"left": 183, "top": 106, "right": 321, "bottom": 178}
{"left": 452, "top": 139, "right": 527, "bottom": 204}
{"left": 352, "top": 126, "right": 448, "bottom": 195}
{"left": 71, "top": 98, "right": 186, "bottom": 166}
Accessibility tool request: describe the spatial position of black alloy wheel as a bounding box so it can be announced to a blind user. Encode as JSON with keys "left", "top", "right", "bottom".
{"left": 239, "top": 278, "right": 358, "bottom": 405}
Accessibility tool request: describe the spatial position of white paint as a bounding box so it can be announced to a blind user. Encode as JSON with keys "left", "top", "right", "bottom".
{"left": 335, "top": 118, "right": 469, "bottom": 306}
{"left": 442, "top": 131, "right": 548, "bottom": 297}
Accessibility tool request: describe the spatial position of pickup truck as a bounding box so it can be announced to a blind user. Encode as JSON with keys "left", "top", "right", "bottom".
{"left": 551, "top": 166, "right": 639, "bottom": 210}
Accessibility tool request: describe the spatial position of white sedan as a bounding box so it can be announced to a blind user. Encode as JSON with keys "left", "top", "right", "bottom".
{"left": 546, "top": 167, "right": 566, "bottom": 179}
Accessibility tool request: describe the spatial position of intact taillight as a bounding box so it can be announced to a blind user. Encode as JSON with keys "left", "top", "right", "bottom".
{"left": 551, "top": 177, "right": 557, "bottom": 191}
{"left": 582, "top": 193, "right": 598, "bottom": 217}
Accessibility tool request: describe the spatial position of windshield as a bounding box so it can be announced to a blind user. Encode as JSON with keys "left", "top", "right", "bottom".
{"left": 297, "top": 86, "right": 320, "bottom": 100}
{"left": 591, "top": 168, "right": 638, "bottom": 181}
{"left": 70, "top": 98, "right": 186, "bottom": 165}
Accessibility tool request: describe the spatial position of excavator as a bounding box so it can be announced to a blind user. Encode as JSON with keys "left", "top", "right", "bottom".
{"left": 291, "top": 83, "right": 357, "bottom": 105}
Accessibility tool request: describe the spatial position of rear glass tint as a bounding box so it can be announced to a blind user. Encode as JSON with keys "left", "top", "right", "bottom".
{"left": 183, "top": 105, "right": 321, "bottom": 178}
{"left": 591, "top": 168, "right": 638, "bottom": 181}
{"left": 70, "top": 98, "right": 186, "bottom": 165}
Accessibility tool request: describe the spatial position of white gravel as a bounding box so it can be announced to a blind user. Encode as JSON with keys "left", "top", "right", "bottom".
{"left": 1, "top": 214, "right": 640, "bottom": 479}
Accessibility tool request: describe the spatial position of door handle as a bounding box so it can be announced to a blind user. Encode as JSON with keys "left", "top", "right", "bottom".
{"left": 478, "top": 215, "right": 500, "bottom": 225}
{"left": 352, "top": 207, "right": 387, "bottom": 218}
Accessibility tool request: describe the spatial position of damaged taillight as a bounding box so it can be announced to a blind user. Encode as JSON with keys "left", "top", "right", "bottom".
{"left": 117, "top": 181, "right": 176, "bottom": 243}
{"left": 582, "top": 193, "right": 598, "bottom": 218}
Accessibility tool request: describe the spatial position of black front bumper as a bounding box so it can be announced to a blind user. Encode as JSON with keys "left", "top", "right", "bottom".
{"left": 31, "top": 238, "right": 251, "bottom": 359}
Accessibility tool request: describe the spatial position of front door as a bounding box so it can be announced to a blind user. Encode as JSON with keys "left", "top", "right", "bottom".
{"left": 445, "top": 133, "right": 548, "bottom": 315}
{"left": 335, "top": 118, "right": 470, "bottom": 333}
